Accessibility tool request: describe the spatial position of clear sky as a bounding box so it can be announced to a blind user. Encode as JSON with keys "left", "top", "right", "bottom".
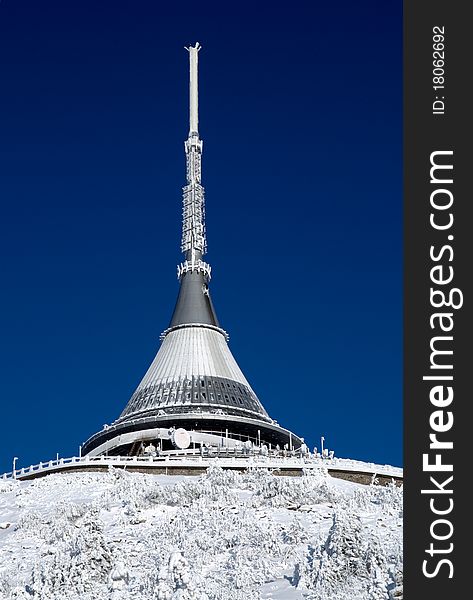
{"left": 0, "top": 0, "right": 402, "bottom": 474}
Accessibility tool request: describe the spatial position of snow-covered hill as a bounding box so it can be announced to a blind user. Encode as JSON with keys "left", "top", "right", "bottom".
{"left": 0, "top": 466, "right": 403, "bottom": 600}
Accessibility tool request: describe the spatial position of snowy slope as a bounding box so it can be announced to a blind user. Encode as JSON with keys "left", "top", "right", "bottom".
{"left": 0, "top": 467, "right": 403, "bottom": 600}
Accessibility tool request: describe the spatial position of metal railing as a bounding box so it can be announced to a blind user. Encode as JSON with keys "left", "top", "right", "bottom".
{"left": 1, "top": 452, "right": 403, "bottom": 482}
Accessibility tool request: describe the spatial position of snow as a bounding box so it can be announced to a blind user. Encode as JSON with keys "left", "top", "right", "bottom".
{"left": 0, "top": 466, "right": 402, "bottom": 599}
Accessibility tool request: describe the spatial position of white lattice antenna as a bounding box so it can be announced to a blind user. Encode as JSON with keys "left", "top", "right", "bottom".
{"left": 180, "top": 42, "right": 209, "bottom": 276}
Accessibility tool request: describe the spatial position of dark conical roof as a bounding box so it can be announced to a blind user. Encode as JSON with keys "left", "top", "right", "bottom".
{"left": 169, "top": 271, "right": 219, "bottom": 328}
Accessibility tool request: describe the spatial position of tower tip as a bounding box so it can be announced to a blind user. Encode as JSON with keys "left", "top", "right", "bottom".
{"left": 185, "top": 42, "right": 201, "bottom": 52}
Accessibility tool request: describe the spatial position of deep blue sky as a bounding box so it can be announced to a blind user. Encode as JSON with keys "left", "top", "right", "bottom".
{"left": 0, "top": 0, "right": 402, "bottom": 474}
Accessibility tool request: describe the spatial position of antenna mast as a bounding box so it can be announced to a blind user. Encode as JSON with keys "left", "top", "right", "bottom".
{"left": 188, "top": 41, "right": 200, "bottom": 135}
{"left": 178, "top": 42, "right": 210, "bottom": 280}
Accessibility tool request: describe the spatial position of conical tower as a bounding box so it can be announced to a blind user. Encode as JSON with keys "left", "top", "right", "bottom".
{"left": 82, "top": 44, "right": 302, "bottom": 457}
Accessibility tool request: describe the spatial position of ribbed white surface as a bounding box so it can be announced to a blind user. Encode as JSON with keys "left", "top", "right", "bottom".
{"left": 135, "top": 326, "right": 252, "bottom": 391}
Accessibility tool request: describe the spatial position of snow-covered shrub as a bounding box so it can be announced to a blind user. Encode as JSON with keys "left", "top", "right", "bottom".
{"left": 295, "top": 508, "right": 396, "bottom": 599}
{"left": 108, "top": 560, "right": 130, "bottom": 595}
{"left": 0, "top": 582, "right": 32, "bottom": 599}
{"left": 148, "top": 473, "right": 239, "bottom": 508}
{"left": 368, "top": 481, "right": 403, "bottom": 516}
{"left": 238, "top": 467, "right": 275, "bottom": 490}
{"left": 249, "top": 472, "right": 341, "bottom": 508}
{"left": 365, "top": 533, "right": 390, "bottom": 600}
{"left": 204, "top": 464, "right": 241, "bottom": 488}
{"left": 281, "top": 516, "right": 309, "bottom": 546}
{"left": 28, "top": 505, "right": 112, "bottom": 599}
{"left": 344, "top": 480, "right": 403, "bottom": 520}
{"left": 154, "top": 551, "right": 209, "bottom": 600}
{"left": 99, "top": 468, "right": 156, "bottom": 515}
{"left": 388, "top": 567, "right": 403, "bottom": 599}
{"left": 15, "top": 510, "right": 45, "bottom": 535}
{"left": 0, "top": 479, "right": 19, "bottom": 494}
{"left": 324, "top": 508, "right": 365, "bottom": 574}
{"left": 225, "top": 546, "right": 277, "bottom": 590}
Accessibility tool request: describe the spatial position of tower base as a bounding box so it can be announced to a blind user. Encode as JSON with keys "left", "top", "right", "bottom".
{"left": 81, "top": 412, "right": 303, "bottom": 457}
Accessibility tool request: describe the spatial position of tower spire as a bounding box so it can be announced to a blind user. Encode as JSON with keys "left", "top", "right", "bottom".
{"left": 170, "top": 43, "right": 216, "bottom": 329}
{"left": 180, "top": 42, "right": 209, "bottom": 275}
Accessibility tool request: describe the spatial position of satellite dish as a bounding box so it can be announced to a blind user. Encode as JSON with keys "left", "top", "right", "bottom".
{"left": 171, "top": 428, "right": 191, "bottom": 450}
